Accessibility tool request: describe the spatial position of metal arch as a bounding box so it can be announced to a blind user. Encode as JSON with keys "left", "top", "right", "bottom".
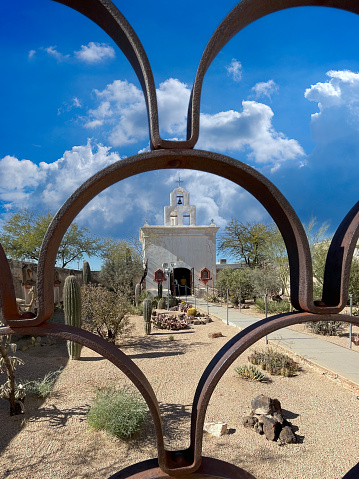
{"left": 1, "top": 149, "right": 310, "bottom": 327}
{"left": 4, "top": 149, "right": 359, "bottom": 329}
{"left": 188, "top": 0, "right": 359, "bottom": 145}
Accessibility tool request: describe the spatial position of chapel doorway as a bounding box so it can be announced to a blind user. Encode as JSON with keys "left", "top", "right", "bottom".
{"left": 174, "top": 267, "right": 191, "bottom": 296}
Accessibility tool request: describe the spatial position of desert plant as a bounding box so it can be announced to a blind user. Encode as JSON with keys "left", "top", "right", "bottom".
{"left": 248, "top": 348, "right": 299, "bottom": 377}
{"left": 25, "top": 368, "right": 63, "bottom": 398}
{"left": 157, "top": 281, "right": 162, "bottom": 299}
{"left": 83, "top": 260, "right": 91, "bottom": 285}
{"left": 306, "top": 320, "right": 345, "bottom": 336}
{"left": 63, "top": 275, "right": 83, "bottom": 360}
{"left": 143, "top": 298, "right": 152, "bottom": 335}
{"left": 235, "top": 364, "right": 269, "bottom": 382}
{"left": 187, "top": 308, "right": 196, "bottom": 317}
{"left": 0, "top": 335, "right": 26, "bottom": 415}
{"left": 152, "top": 313, "right": 189, "bottom": 330}
{"left": 87, "top": 386, "right": 148, "bottom": 439}
{"left": 168, "top": 335, "right": 174, "bottom": 341}
{"left": 81, "top": 284, "right": 132, "bottom": 342}
{"left": 134, "top": 283, "right": 141, "bottom": 307}
{"left": 255, "top": 298, "right": 292, "bottom": 315}
{"left": 158, "top": 297, "right": 167, "bottom": 310}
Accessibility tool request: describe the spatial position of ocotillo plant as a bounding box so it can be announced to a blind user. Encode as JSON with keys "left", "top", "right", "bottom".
{"left": 82, "top": 260, "right": 91, "bottom": 285}
{"left": 63, "top": 275, "right": 82, "bottom": 360}
{"left": 143, "top": 298, "right": 152, "bottom": 335}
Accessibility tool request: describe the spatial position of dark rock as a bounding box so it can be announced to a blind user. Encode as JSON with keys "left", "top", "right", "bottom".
{"left": 262, "top": 415, "right": 281, "bottom": 441}
{"left": 242, "top": 416, "right": 258, "bottom": 428}
{"left": 273, "top": 411, "right": 285, "bottom": 424}
{"left": 279, "top": 426, "right": 297, "bottom": 444}
{"left": 272, "top": 398, "right": 283, "bottom": 415}
{"left": 254, "top": 422, "right": 264, "bottom": 435}
{"left": 209, "top": 332, "right": 224, "bottom": 338}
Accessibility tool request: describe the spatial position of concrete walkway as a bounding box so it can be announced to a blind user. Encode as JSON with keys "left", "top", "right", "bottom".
{"left": 190, "top": 297, "right": 359, "bottom": 389}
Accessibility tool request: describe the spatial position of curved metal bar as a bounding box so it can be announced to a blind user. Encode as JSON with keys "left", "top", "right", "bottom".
{"left": 321, "top": 200, "right": 359, "bottom": 308}
{"left": 0, "top": 322, "right": 166, "bottom": 467}
{"left": 0, "top": 242, "right": 22, "bottom": 321}
{"left": 189, "top": 311, "right": 359, "bottom": 469}
{"left": 51, "top": 0, "right": 165, "bottom": 149}
{"left": 7, "top": 149, "right": 316, "bottom": 328}
{"left": 188, "top": 0, "right": 359, "bottom": 144}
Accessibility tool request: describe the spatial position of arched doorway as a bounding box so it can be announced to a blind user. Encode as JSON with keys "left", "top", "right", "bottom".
{"left": 174, "top": 267, "right": 191, "bottom": 296}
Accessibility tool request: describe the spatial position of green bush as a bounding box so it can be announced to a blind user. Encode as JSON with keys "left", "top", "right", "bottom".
{"left": 87, "top": 387, "right": 148, "bottom": 440}
{"left": 248, "top": 348, "right": 299, "bottom": 377}
{"left": 235, "top": 364, "right": 269, "bottom": 382}
{"left": 255, "top": 298, "right": 292, "bottom": 315}
{"left": 25, "top": 368, "right": 63, "bottom": 398}
{"left": 306, "top": 321, "right": 345, "bottom": 336}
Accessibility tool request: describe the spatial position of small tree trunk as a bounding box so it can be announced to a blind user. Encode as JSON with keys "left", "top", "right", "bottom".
{"left": 0, "top": 336, "right": 17, "bottom": 415}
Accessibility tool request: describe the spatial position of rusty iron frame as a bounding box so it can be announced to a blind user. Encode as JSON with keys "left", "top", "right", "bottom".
{"left": 1, "top": 0, "right": 359, "bottom": 477}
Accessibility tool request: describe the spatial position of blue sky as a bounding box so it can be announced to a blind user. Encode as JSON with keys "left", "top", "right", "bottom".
{"left": 1, "top": 1, "right": 359, "bottom": 268}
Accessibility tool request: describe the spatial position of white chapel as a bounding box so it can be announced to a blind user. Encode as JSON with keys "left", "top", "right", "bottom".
{"left": 139, "top": 179, "right": 219, "bottom": 296}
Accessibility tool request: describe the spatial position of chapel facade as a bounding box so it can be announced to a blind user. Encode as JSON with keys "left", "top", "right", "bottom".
{"left": 139, "top": 180, "right": 219, "bottom": 296}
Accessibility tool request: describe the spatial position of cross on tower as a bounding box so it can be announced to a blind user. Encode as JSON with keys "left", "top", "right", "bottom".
{"left": 176, "top": 177, "right": 183, "bottom": 187}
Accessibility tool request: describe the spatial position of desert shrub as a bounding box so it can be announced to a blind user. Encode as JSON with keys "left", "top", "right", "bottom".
{"left": 255, "top": 298, "right": 292, "bottom": 315}
{"left": 87, "top": 387, "right": 147, "bottom": 439}
{"left": 248, "top": 348, "right": 299, "bottom": 377}
{"left": 25, "top": 368, "right": 63, "bottom": 398}
{"left": 235, "top": 364, "right": 269, "bottom": 382}
{"left": 179, "top": 302, "right": 191, "bottom": 312}
{"left": 81, "top": 284, "right": 133, "bottom": 342}
{"left": 306, "top": 321, "right": 345, "bottom": 336}
{"left": 152, "top": 313, "right": 189, "bottom": 330}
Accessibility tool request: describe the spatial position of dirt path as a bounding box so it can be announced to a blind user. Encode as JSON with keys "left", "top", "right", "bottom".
{"left": 0, "top": 313, "right": 358, "bottom": 479}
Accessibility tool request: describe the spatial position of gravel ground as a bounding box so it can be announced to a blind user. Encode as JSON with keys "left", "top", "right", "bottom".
{"left": 0, "top": 313, "right": 358, "bottom": 479}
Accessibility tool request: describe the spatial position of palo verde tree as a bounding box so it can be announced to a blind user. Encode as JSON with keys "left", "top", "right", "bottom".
{"left": 218, "top": 220, "right": 271, "bottom": 267}
{"left": 0, "top": 209, "right": 103, "bottom": 268}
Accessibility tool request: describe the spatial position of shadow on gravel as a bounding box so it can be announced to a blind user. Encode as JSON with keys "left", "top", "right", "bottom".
{"left": 0, "top": 311, "right": 69, "bottom": 455}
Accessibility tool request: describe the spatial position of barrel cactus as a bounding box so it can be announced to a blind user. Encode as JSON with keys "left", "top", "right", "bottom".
{"left": 143, "top": 298, "right": 152, "bottom": 335}
{"left": 63, "top": 275, "right": 82, "bottom": 360}
{"left": 187, "top": 308, "right": 197, "bottom": 317}
{"left": 135, "top": 283, "right": 141, "bottom": 307}
{"left": 158, "top": 297, "right": 167, "bottom": 310}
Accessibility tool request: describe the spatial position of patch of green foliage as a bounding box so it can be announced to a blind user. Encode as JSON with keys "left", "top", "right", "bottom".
{"left": 255, "top": 298, "right": 292, "bottom": 315}
{"left": 235, "top": 364, "right": 270, "bottom": 382}
{"left": 25, "top": 368, "right": 63, "bottom": 398}
{"left": 306, "top": 321, "right": 345, "bottom": 337}
{"left": 248, "top": 348, "right": 299, "bottom": 377}
{"left": 87, "top": 387, "right": 148, "bottom": 440}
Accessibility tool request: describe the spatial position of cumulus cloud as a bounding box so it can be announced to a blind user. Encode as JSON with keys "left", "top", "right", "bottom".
{"left": 305, "top": 69, "right": 359, "bottom": 143}
{"left": 251, "top": 80, "right": 279, "bottom": 100}
{"left": 74, "top": 42, "right": 116, "bottom": 63}
{"left": 0, "top": 141, "right": 121, "bottom": 213}
{"left": 226, "top": 58, "right": 243, "bottom": 82}
{"left": 197, "top": 101, "right": 305, "bottom": 165}
{"left": 84, "top": 78, "right": 304, "bottom": 168}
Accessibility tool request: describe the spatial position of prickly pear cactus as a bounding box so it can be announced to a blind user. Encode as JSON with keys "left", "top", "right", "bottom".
{"left": 63, "top": 275, "right": 82, "bottom": 360}
{"left": 82, "top": 260, "right": 91, "bottom": 285}
{"left": 135, "top": 283, "right": 141, "bottom": 307}
{"left": 143, "top": 298, "right": 152, "bottom": 335}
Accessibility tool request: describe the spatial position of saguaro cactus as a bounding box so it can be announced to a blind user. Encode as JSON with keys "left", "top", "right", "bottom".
{"left": 63, "top": 275, "right": 82, "bottom": 360}
{"left": 135, "top": 283, "right": 141, "bottom": 307}
{"left": 143, "top": 298, "right": 152, "bottom": 335}
{"left": 82, "top": 260, "right": 91, "bottom": 285}
{"left": 157, "top": 281, "right": 162, "bottom": 299}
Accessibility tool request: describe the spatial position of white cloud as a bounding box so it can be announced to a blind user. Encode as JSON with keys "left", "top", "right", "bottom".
{"left": 226, "top": 58, "right": 243, "bottom": 82}
{"left": 28, "top": 50, "right": 36, "bottom": 59}
{"left": 44, "top": 46, "right": 70, "bottom": 62}
{"left": 197, "top": 101, "right": 305, "bottom": 165}
{"left": 84, "top": 78, "right": 303, "bottom": 168}
{"left": 74, "top": 42, "right": 115, "bottom": 63}
{"left": 305, "top": 69, "right": 359, "bottom": 143}
{"left": 251, "top": 80, "right": 279, "bottom": 100}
